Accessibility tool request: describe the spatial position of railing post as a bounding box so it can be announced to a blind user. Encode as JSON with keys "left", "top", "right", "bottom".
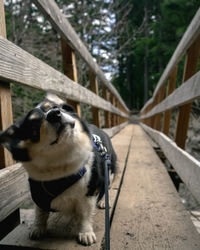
{"left": 102, "top": 86, "right": 110, "bottom": 128}
{"left": 154, "top": 84, "right": 165, "bottom": 131}
{"left": 0, "top": 0, "right": 15, "bottom": 168}
{"left": 174, "top": 36, "right": 200, "bottom": 149}
{"left": 110, "top": 94, "right": 116, "bottom": 127}
{"left": 163, "top": 66, "right": 177, "bottom": 136}
{"left": 89, "top": 70, "right": 101, "bottom": 128}
{"left": 61, "top": 38, "right": 81, "bottom": 117}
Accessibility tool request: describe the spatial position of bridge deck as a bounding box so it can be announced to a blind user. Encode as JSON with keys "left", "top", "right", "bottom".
{"left": 1, "top": 124, "right": 200, "bottom": 249}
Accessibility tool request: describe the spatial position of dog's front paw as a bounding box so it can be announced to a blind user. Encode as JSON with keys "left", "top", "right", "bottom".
{"left": 29, "top": 227, "right": 46, "bottom": 240}
{"left": 97, "top": 199, "right": 111, "bottom": 209}
{"left": 78, "top": 231, "right": 97, "bottom": 245}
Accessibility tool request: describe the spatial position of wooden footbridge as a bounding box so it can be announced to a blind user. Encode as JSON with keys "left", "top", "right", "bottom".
{"left": 0, "top": 1, "right": 200, "bottom": 249}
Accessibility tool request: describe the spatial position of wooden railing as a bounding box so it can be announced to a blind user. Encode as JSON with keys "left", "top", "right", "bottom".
{"left": 0, "top": 0, "right": 129, "bottom": 238}
{"left": 140, "top": 8, "right": 200, "bottom": 204}
{"left": 0, "top": 0, "right": 129, "bottom": 169}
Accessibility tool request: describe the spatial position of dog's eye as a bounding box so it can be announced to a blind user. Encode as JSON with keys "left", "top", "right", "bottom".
{"left": 61, "top": 104, "right": 75, "bottom": 113}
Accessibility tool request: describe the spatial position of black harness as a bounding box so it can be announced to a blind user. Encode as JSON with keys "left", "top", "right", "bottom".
{"left": 29, "top": 167, "right": 87, "bottom": 211}
{"left": 28, "top": 134, "right": 110, "bottom": 212}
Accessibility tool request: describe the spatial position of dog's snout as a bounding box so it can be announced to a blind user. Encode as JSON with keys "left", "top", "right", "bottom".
{"left": 46, "top": 108, "right": 61, "bottom": 123}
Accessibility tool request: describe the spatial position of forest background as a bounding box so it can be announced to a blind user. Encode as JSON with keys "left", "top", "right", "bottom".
{"left": 3, "top": 0, "right": 200, "bottom": 121}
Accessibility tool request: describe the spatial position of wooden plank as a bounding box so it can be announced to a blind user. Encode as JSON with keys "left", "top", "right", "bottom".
{"left": 175, "top": 36, "right": 200, "bottom": 149}
{"left": 102, "top": 86, "right": 110, "bottom": 128}
{"left": 140, "top": 70, "right": 200, "bottom": 120}
{"left": 0, "top": 0, "right": 15, "bottom": 168}
{"left": 141, "top": 123, "right": 200, "bottom": 204}
{"left": 103, "top": 121, "right": 128, "bottom": 138}
{"left": 141, "top": 8, "right": 200, "bottom": 114}
{"left": 154, "top": 84, "right": 165, "bottom": 131}
{"left": 0, "top": 36, "right": 128, "bottom": 118}
{"left": 110, "top": 94, "right": 116, "bottom": 127}
{"left": 0, "top": 163, "right": 29, "bottom": 222}
{"left": 61, "top": 38, "right": 81, "bottom": 116}
{"left": 0, "top": 125, "right": 133, "bottom": 249}
{"left": 163, "top": 66, "right": 177, "bottom": 135}
{"left": 89, "top": 70, "right": 101, "bottom": 127}
{"left": 32, "top": 0, "right": 129, "bottom": 113}
{"left": 111, "top": 124, "right": 200, "bottom": 250}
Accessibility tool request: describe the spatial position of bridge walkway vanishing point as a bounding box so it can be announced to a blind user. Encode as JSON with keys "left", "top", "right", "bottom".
{"left": 1, "top": 124, "right": 200, "bottom": 249}
{"left": 0, "top": 0, "right": 200, "bottom": 249}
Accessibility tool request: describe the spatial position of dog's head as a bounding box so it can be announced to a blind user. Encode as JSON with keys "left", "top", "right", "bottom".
{"left": 0, "top": 93, "right": 83, "bottom": 162}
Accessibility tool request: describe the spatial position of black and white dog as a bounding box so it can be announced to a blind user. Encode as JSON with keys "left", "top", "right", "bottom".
{"left": 0, "top": 93, "right": 117, "bottom": 246}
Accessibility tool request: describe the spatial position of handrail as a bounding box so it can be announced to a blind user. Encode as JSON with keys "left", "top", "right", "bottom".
{"left": 32, "top": 0, "right": 129, "bottom": 113}
{"left": 141, "top": 8, "right": 200, "bottom": 114}
{"left": 140, "top": 8, "right": 200, "bottom": 205}
{"left": 0, "top": 36, "right": 128, "bottom": 118}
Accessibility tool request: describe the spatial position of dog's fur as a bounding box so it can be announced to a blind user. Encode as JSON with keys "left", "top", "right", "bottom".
{"left": 0, "top": 93, "right": 117, "bottom": 246}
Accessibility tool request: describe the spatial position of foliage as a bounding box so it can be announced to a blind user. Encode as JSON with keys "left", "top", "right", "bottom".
{"left": 3, "top": 0, "right": 200, "bottom": 119}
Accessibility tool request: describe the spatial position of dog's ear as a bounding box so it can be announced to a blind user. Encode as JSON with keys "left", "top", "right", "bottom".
{"left": 0, "top": 125, "right": 17, "bottom": 150}
{"left": 0, "top": 125, "right": 31, "bottom": 162}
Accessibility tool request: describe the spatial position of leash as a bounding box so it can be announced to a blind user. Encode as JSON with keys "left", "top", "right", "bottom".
{"left": 92, "top": 134, "right": 111, "bottom": 250}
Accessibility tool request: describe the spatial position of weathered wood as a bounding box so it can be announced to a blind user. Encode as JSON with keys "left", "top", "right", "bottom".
{"left": 174, "top": 36, "right": 200, "bottom": 149}
{"left": 0, "top": 1, "right": 15, "bottom": 168}
{"left": 103, "top": 121, "right": 128, "bottom": 138}
{"left": 163, "top": 66, "right": 177, "bottom": 135}
{"left": 0, "top": 37, "right": 128, "bottom": 118}
{"left": 110, "top": 94, "right": 116, "bottom": 127}
{"left": 89, "top": 70, "right": 101, "bottom": 127}
{"left": 140, "top": 70, "right": 200, "bottom": 120}
{"left": 141, "top": 8, "right": 200, "bottom": 114}
{"left": 111, "top": 124, "right": 200, "bottom": 250}
{"left": 154, "top": 84, "right": 165, "bottom": 131}
{"left": 0, "top": 125, "right": 133, "bottom": 249}
{"left": 61, "top": 38, "right": 81, "bottom": 116}
{"left": 32, "top": 0, "right": 129, "bottom": 112}
{"left": 141, "top": 123, "right": 200, "bottom": 204}
{"left": 102, "top": 86, "right": 110, "bottom": 128}
{"left": 0, "top": 163, "right": 29, "bottom": 222}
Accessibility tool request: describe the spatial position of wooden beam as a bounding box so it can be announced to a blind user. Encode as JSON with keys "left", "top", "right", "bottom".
{"left": 102, "top": 86, "right": 110, "bottom": 128}
{"left": 163, "top": 66, "right": 177, "bottom": 135}
{"left": 154, "top": 84, "right": 165, "bottom": 131}
{"left": 175, "top": 36, "right": 200, "bottom": 149}
{"left": 61, "top": 38, "right": 81, "bottom": 117}
{"left": 0, "top": 37, "right": 128, "bottom": 118}
{"left": 141, "top": 8, "right": 200, "bottom": 114}
{"left": 32, "top": 0, "right": 129, "bottom": 112}
{"left": 142, "top": 123, "right": 200, "bottom": 204}
{"left": 140, "top": 70, "right": 200, "bottom": 120}
{"left": 89, "top": 70, "right": 100, "bottom": 127}
{"left": 0, "top": 0, "right": 14, "bottom": 168}
{"left": 110, "top": 94, "right": 116, "bottom": 127}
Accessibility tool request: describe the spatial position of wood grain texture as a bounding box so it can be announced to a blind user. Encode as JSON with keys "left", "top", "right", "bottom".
{"left": 174, "top": 36, "right": 200, "bottom": 149}
{"left": 141, "top": 123, "right": 200, "bottom": 204}
{"left": 32, "top": 0, "right": 129, "bottom": 112}
{"left": 0, "top": 163, "right": 29, "bottom": 221}
{"left": 111, "top": 124, "right": 200, "bottom": 250}
{"left": 140, "top": 71, "right": 200, "bottom": 120}
{"left": 0, "top": 36, "right": 128, "bottom": 118}
{"left": 61, "top": 38, "right": 81, "bottom": 116}
{"left": 0, "top": 1, "right": 15, "bottom": 168}
{"left": 141, "top": 8, "right": 200, "bottom": 114}
{"left": 89, "top": 70, "right": 101, "bottom": 127}
{"left": 163, "top": 66, "right": 177, "bottom": 135}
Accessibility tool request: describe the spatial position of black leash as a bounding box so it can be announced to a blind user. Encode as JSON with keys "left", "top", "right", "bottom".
{"left": 104, "top": 157, "right": 110, "bottom": 250}
{"left": 92, "top": 134, "right": 111, "bottom": 250}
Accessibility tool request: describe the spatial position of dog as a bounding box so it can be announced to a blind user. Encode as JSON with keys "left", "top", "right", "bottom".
{"left": 0, "top": 93, "right": 117, "bottom": 246}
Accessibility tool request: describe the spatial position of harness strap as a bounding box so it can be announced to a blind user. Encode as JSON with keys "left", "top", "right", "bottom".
{"left": 29, "top": 167, "right": 87, "bottom": 211}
